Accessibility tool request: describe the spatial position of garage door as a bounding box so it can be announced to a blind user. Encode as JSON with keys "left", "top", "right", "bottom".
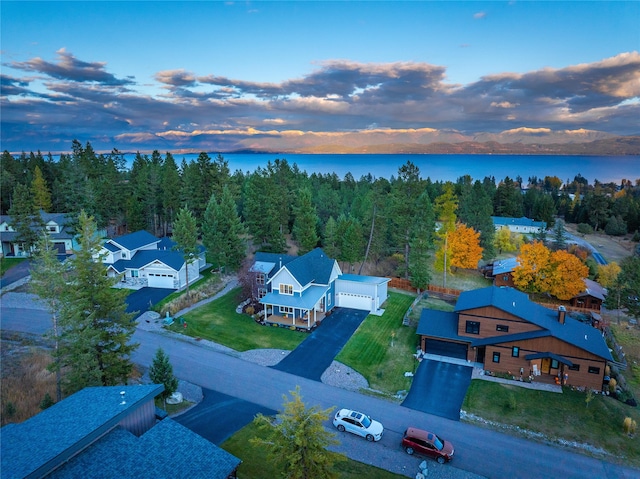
{"left": 337, "top": 292, "right": 372, "bottom": 311}
{"left": 424, "top": 339, "right": 468, "bottom": 361}
{"left": 147, "top": 273, "right": 175, "bottom": 289}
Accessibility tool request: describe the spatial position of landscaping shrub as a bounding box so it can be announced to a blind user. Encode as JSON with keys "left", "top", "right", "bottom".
{"left": 577, "top": 223, "right": 594, "bottom": 235}
{"left": 623, "top": 417, "right": 637, "bottom": 436}
{"left": 505, "top": 391, "right": 517, "bottom": 411}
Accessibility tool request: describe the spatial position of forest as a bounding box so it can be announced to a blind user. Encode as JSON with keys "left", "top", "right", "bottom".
{"left": 2, "top": 140, "right": 640, "bottom": 287}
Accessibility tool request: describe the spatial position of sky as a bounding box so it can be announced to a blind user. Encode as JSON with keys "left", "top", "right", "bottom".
{"left": 1, "top": 1, "right": 639, "bottom": 154}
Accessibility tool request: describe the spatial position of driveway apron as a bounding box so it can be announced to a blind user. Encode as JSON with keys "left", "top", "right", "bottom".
{"left": 402, "top": 359, "right": 472, "bottom": 421}
{"left": 270, "top": 308, "right": 369, "bottom": 380}
{"left": 174, "top": 388, "right": 275, "bottom": 445}
{"left": 125, "top": 287, "right": 174, "bottom": 317}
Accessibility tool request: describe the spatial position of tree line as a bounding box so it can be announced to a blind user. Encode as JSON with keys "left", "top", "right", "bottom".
{"left": 3, "top": 141, "right": 640, "bottom": 282}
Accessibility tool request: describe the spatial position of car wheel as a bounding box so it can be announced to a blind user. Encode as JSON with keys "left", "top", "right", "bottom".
{"left": 366, "top": 434, "right": 374, "bottom": 442}
{"left": 405, "top": 447, "right": 414, "bottom": 455}
{"left": 337, "top": 425, "right": 345, "bottom": 432}
{"left": 437, "top": 456, "right": 446, "bottom": 464}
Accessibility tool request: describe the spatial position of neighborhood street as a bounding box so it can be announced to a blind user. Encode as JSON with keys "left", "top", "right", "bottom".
{"left": 1, "top": 290, "right": 638, "bottom": 479}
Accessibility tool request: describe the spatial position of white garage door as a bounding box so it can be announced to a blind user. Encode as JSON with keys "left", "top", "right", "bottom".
{"left": 337, "top": 292, "right": 372, "bottom": 311}
{"left": 148, "top": 273, "right": 174, "bottom": 289}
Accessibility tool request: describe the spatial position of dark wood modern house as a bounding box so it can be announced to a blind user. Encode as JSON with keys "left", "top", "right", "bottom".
{"left": 417, "top": 286, "right": 613, "bottom": 390}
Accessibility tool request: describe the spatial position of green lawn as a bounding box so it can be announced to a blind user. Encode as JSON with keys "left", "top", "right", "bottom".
{"left": 166, "top": 287, "right": 306, "bottom": 352}
{"left": 0, "top": 257, "right": 26, "bottom": 277}
{"left": 222, "top": 422, "right": 406, "bottom": 479}
{"left": 462, "top": 380, "right": 640, "bottom": 467}
{"left": 335, "top": 291, "right": 418, "bottom": 396}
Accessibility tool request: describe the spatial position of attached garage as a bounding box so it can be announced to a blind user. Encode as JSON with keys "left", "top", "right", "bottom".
{"left": 423, "top": 339, "right": 468, "bottom": 361}
{"left": 147, "top": 273, "right": 175, "bottom": 289}
{"left": 334, "top": 274, "right": 390, "bottom": 313}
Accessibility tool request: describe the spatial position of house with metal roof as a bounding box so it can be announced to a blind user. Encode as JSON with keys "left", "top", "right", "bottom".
{"left": 256, "top": 248, "right": 390, "bottom": 330}
{"left": 100, "top": 230, "right": 206, "bottom": 290}
{"left": 416, "top": 286, "right": 613, "bottom": 390}
{"left": 0, "top": 384, "right": 240, "bottom": 479}
{"left": 0, "top": 212, "right": 75, "bottom": 258}
{"left": 491, "top": 216, "right": 546, "bottom": 234}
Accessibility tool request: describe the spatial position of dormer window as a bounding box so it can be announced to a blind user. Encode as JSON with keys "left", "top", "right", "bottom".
{"left": 47, "top": 225, "right": 57, "bottom": 233}
{"left": 279, "top": 284, "right": 293, "bottom": 295}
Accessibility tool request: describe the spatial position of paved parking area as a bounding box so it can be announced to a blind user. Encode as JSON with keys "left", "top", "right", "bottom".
{"left": 270, "top": 307, "right": 368, "bottom": 380}
{"left": 125, "top": 287, "right": 174, "bottom": 317}
{"left": 402, "top": 359, "right": 473, "bottom": 421}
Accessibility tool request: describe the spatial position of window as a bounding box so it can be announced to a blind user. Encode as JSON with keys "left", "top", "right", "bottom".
{"left": 496, "top": 324, "right": 509, "bottom": 332}
{"left": 588, "top": 366, "right": 601, "bottom": 374}
{"left": 47, "top": 225, "right": 57, "bottom": 233}
{"left": 551, "top": 359, "right": 559, "bottom": 369}
{"left": 256, "top": 273, "right": 265, "bottom": 285}
{"left": 258, "top": 288, "right": 267, "bottom": 299}
{"left": 279, "top": 284, "right": 293, "bottom": 295}
{"left": 280, "top": 306, "right": 293, "bottom": 315}
{"left": 131, "top": 270, "right": 139, "bottom": 278}
{"left": 465, "top": 321, "right": 480, "bottom": 334}
{"left": 568, "top": 364, "right": 580, "bottom": 371}
{"left": 512, "top": 346, "right": 520, "bottom": 357}
{"left": 492, "top": 352, "right": 501, "bottom": 363}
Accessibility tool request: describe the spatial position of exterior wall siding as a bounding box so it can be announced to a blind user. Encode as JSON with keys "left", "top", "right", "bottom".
{"left": 457, "top": 306, "right": 543, "bottom": 338}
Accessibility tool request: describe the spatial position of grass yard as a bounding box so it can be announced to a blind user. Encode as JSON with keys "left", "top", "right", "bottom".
{"left": 610, "top": 320, "right": 640, "bottom": 399}
{"left": 462, "top": 380, "right": 640, "bottom": 467}
{"left": 335, "top": 291, "right": 418, "bottom": 396}
{"left": 165, "top": 287, "right": 305, "bottom": 352}
{"left": 0, "top": 257, "right": 26, "bottom": 277}
{"left": 222, "top": 422, "right": 406, "bottom": 479}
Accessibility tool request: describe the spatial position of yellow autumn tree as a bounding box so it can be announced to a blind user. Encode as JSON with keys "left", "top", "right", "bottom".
{"left": 548, "top": 250, "right": 589, "bottom": 300}
{"left": 513, "top": 241, "right": 552, "bottom": 294}
{"left": 448, "top": 223, "right": 483, "bottom": 272}
{"left": 493, "top": 227, "right": 522, "bottom": 254}
{"left": 598, "top": 262, "right": 621, "bottom": 288}
{"left": 434, "top": 183, "right": 458, "bottom": 273}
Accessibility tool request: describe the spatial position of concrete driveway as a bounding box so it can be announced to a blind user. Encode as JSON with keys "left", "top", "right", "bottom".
{"left": 174, "top": 388, "right": 275, "bottom": 445}
{"left": 125, "top": 287, "right": 174, "bottom": 317}
{"left": 402, "top": 358, "right": 473, "bottom": 421}
{"left": 270, "top": 307, "right": 369, "bottom": 380}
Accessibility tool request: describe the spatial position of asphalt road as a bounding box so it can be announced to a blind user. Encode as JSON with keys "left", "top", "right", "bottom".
{"left": 2, "top": 294, "right": 639, "bottom": 479}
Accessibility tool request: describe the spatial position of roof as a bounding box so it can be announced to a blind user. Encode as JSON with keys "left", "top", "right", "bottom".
{"left": 416, "top": 310, "right": 461, "bottom": 341}
{"left": 491, "top": 216, "right": 546, "bottom": 228}
{"left": 260, "top": 284, "right": 327, "bottom": 309}
{"left": 285, "top": 248, "right": 336, "bottom": 286}
{"left": 108, "top": 230, "right": 159, "bottom": 251}
{"left": 337, "top": 274, "right": 391, "bottom": 285}
{"left": 454, "top": 286, "right": 613, "bottom": 361}
{"left": 253, "top": 251, "right": 297, "bottom": 270}
{"left": 0, "top": 212, "right": 75, "bottom": 242}
{"left": 525, "top": 351, "right": 574, "bottom": 366}
{"left": 574, "top": 278, "right": 606, "bottom": 301}
{"left": 1, "top": 384, "right": 163, "bottom": 479}
{"left": 492, "top": 257, "right": 519, "bottom": 275}
{"left": 110, "top": 249, "right": 186, "bottom": 273}
{"left": 250, "top": 260, "right": 277, "bottom": 274}
{"left": 1, "top": 385, "right": 240, "bottom": 479}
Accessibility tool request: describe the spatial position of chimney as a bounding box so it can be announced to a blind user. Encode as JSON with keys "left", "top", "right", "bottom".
{"left": 558, "top": 306, "right": 566, "bottom": 324}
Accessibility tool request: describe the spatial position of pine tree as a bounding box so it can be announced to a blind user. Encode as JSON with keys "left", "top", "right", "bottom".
{"left": 56, "top": 210, "right": 138, "bottom": 394}
{"left": 322, "top": 216, "right": 340, "bottom": 259}
{"left": 292, "top": 187, "right": 320, "bottom": 255}
{"left": 149, "top": 347, "right": 179, "bottom": 407}
{"left": 251, "top": 386, "right": 343, "bottom": 479}
{"left": 173, "top": 206, "right": 199, "bottom": 296}
{"left": 8, "top": 183, "right": 42, "bottom": 254}
{"left": 31, "top": 165, "right": 52, "bottom": 212}
{"left": 552, "top": 219, "right": 567, "bottom": 250}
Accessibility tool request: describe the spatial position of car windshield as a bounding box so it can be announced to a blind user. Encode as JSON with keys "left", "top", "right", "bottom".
{"left": 433, "top": 435, "right": 444, "bottom": 451}
{"left": 361, "top": 415, "right": 372, "bottom": 428}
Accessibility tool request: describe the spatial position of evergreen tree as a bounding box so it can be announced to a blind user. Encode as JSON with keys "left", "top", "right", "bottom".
{"left": 605, "top": 256, "right": 640, "bottom": 322}
{"left": 202, "top": 187, "right": 246, "bottom": 272}
{"left": 56, "top": 211, "right": 137, "bottom": 394}
{"left": 293, "top": 187, "right": 320, "bottom": 255}
{"left": 552, "top": 219, "right": 567, "bottom": 250}
{"left": 161, "top": 152, "right": 182, "bottom": 236}
{"left": 251, "top": 386, "right": 342, "bottom": 479}
{"left": 458, "top": 180, "right": 495, "bottom": 259}
{"left": 8, "top": 183, "right": 42, "bottom": 254}
{"left": 30, "top": 232, "right": 68, "bottom": 401}
{"left": 149, "top": 347, "right": 179, "bottom": 406}
{"left": 31, "top": 165, "right": 52, "bottom": 212}
{"left": 173, "top": 206, "right": 199, "bottom": 296}
{"left": 322, "top": 216, "right": 340, "bottom": 259}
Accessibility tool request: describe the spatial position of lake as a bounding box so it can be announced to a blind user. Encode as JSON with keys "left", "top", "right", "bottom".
{"left": 134, "top": 153, "right": 640, "bottom": 185}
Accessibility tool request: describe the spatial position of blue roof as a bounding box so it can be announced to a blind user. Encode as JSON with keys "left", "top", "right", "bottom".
{"left": 455, "top": 286, "right": 613, "bottom": 360}
{"left": 491, "top": 216, "right": 546, "bottom": 228}
{"left": 1, "top": 384, "right": 163, "bottom": 479}
{"left": 492, "top": 257, "right": 519, "bottom": 275}
{"left": 416, "top": 310, "right": 461, "bottom": 340}
{"left": 261, "top": 284, "right": 327, "bottom": 309}
{"left": 109, "top": 230, "right": 159, "bottom": 251}
{"left": 338, "top": 274, "right": 390, "bottom": 285}
{"left": 285, "top": 248, "right": 336, "bottom": 286}
{"left": 103, "top": 242, "right": 120, "bottom": 253}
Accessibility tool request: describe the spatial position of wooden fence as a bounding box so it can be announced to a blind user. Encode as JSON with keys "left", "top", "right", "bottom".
{"left": 388, "top": 277, "right": 462, "bottom": 300}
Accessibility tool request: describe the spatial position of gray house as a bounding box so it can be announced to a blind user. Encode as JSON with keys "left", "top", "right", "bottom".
{"left": 0, "top": 212, "right": 75, "bottom": 258}
{"left": 0, "top": 384, "right": 241, "bottom": 479}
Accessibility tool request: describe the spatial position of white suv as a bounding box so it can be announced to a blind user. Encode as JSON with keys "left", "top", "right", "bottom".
{"left": 332, "top": 408, "right": 384, "bottom": 442}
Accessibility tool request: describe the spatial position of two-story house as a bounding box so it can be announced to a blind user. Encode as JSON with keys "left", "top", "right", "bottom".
{"left": 492, "top": 216, "right": 546, "bottom": 234}
{"left": 101, "top": 231, "right": 206, "bottom": 290}
{"left": 256, "top": 248, "right": 390, "bottom": 330}
{"left": 0, "top": 212, "right": 75, "bottom": 258}
{"left": 417, "top": 286, "right": 613, "bottom": 390}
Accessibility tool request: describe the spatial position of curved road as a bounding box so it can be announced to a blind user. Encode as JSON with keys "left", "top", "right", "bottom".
{"left": 1, "top": 295, "right": 637, "bottom": 478}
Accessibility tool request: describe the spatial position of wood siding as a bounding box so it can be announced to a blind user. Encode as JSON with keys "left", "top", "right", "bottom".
{"left": 457, "top": 306, "right": 543, "bottom": 338}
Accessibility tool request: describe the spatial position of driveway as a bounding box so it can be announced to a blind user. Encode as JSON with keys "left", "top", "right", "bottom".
{"left": 0, "top": 260, "right": 31, "bottom": 289}
{"left": 270, "top": 307, "right": 369, "bottom": 380}
{"left": 174, "top": 388, "right": 275, "bottom": 445}
{"left": 402, "top": 359, "right": 473, "bottom": 421}
{"left": 125, "top": 287, "right": 174, "bottom": 317}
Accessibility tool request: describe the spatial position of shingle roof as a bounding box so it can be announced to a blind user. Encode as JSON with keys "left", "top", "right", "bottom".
{"left": 416, "top": 310, "right": 461, "bottom": 340}
{"left": 261, "top": 284, "right": 327, "bottom": 309}
{"left": 109, "top": 230, "right": 159, "bottom": 251}
{"left": 454, "top": 286, "right": 613, "bottom": 360}
{"left": 110, "top": 249, "right": 186, "bottom": 273}
{"left": 285, "top": 248, "right": 336, "bottom": 286}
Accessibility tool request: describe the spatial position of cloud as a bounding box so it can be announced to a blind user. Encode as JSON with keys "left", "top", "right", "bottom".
{"left": 1, "top": 50, "right": 639, "bottom": 153}
{"left": 473, "top": 12, "right": 487, "bottom": 19}
{"left": 8, "top": 48, "right": 134, "bottom": 86}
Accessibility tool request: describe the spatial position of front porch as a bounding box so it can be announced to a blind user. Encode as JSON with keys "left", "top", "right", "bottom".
{"left": 264, "top": 310, "right": 327, "bottom": 331}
